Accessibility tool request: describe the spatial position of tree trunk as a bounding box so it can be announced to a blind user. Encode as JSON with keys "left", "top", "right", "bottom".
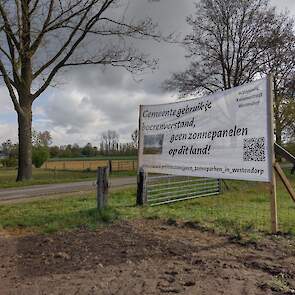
{"left": 276, "top": 127, "right": 282, "bottom": 146}
{"left": 16, "top": 104, "right": 33, "bottom": 181}
{"left": 273, "top": 79, "right": 282, "bottom": 162}
{"left": 275, "top": 122, "right": 282, "bottom": 162}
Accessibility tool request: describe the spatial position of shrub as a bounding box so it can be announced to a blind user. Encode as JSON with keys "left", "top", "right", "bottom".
{"left": 0, "top": 157, "right": 17, "bottom": 167}
{"left": 32, "top": 146, "right": 49, "bottom": 168}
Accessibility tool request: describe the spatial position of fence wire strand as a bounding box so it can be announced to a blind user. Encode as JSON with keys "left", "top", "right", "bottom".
{"left": 144, "top": 173, "right": 294, "bottom": 235}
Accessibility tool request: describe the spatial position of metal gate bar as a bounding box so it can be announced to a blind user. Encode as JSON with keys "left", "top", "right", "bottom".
{"left": 147, "top": 177, "right": 216, "bottom": 185}
{"left": 145, "top": 174, "right": 221, "bottom": 206}
{"left": 149, "top": 192, "right": 219, "bottom": 206}
{"left": 148, "top": 184, "right": 219, "bottom": 198}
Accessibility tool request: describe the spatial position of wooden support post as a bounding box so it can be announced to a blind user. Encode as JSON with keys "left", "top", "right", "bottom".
{"left": 274, "top": 162, "right": 295, "bottom": 203}
{"left": 96, "top": 167, "right": 109, "bottom": 210}
{"left": 136, "top": 168, "right": 146, "bottom": 206}
{"left": 267, "top": 75, "right": 278, "bottom": 234}
{"left": 218, "top": 179, "right": 222, "bottom": 194}
{"left": 269, "top": 167, "right": 278, "bottom": 234}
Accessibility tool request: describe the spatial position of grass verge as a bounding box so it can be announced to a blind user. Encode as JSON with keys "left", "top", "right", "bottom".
{"left": 0, "top": 174, "right": 294, "bottom": 236}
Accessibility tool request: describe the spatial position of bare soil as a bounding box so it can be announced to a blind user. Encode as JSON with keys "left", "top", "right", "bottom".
{"left": 0, "top": 219, "right": 295, "bottom": 295}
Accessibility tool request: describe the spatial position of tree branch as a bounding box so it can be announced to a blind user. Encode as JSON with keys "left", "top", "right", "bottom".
{"left": 30, "top": 0, "right": 54, "bottom": 55}
{"left": 0, "top": 3, "right": 20, "bottom": 52}
{"left": 0, "top": 59, "right": 23, "bottom": 115}
{"left": 32, "top": 0, "right": 114, "bottom": 100}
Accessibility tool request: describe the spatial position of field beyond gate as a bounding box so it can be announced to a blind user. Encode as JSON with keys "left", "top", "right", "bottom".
{"left": 146, "top": 175, "right": 221, "bottom": 206}
{"left": 43, "top": 159, "right": 137, "bottom": 172}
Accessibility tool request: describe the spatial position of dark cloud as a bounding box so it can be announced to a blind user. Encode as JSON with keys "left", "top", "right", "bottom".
{"left": 39, "top": 0, "right": 194, "bottom": 144}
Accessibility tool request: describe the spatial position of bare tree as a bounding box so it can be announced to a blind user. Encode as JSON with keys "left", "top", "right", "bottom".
{"left": 0, "top": 0, "right": 161, "bottom": 181}
{"left": 163, "top": 0, "right": 276, "bottom": 97}
{"left": 259, "top": 13, "right": 295, "bottom": 145}
{"left": 32, "top": 130, "right": 52, "bottom": 147}
{"left": 101, "top": 129, "right": 119, "bottom": 153}
{"left": 131, "top": 129, "right": 138, "bottom": 149}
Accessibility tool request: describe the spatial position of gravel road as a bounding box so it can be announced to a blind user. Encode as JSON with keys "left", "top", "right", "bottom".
{"left": 0, "top": 177, "right": 136, "bottom": 202}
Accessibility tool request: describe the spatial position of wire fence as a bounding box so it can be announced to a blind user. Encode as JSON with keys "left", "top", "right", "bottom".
{"left": 43, "top": 159, "right": 137, "bottom": 172}
{"left": 141, "top": 173, "right": 295, "bottom": 235}
{"left": 146, "top": 174, "right": 220, "bottom": 206}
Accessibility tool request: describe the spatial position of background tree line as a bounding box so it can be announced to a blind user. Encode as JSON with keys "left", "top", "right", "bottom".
{"left": 49, "top": 129, "right": 138, "bottom": 158}
{"left": 1, "top": 130, "right": 52, "bottom": 168}
{"left": 0, "top": 129, "right": 138, "bottom": 167}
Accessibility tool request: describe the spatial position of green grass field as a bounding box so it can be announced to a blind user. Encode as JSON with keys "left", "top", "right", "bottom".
{"left": 0, "top": 171, "right": 294, "bottom": 237}
{"left": 0, "top": 168, "right": 136, "bottom": 189}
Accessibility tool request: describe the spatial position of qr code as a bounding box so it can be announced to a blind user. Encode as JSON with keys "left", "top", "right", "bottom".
{"left": 243, "top": 137, "right": 266, "bottom": 161}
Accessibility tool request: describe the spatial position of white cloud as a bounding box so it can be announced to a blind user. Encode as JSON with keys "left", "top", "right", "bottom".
{"left": 0, "top": 123, "right": 17, "bottom": 143}
{"left": 41, "top": 67, "right": 175, "bottom": 146}
{"left": 0, "top": 86, "right": 14, "bottom": 114}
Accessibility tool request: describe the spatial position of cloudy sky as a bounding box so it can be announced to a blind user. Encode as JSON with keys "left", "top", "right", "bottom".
{"left": 0, "top": 0, "right": 294, "bottom": 147}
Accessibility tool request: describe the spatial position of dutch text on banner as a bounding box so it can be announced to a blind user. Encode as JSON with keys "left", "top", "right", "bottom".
{"left": 138, "top": 77, "right": 273, "bottom": 182}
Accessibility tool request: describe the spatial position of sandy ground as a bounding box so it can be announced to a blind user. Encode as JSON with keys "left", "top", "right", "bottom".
{"left": 0, "top": 219, "right": 295, "bottom": 295}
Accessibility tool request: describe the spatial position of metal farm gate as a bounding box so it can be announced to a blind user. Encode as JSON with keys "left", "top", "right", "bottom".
{"left": 137, "top": 172, "right": 221, "bottom": 206}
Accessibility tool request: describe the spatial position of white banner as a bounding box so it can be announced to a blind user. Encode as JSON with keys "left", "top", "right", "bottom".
{"left": 138, "top": 77, "right": 273, "bottom": 182}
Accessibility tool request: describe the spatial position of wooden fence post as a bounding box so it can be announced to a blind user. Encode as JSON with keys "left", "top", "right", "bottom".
{"left": 270, "top": 167, "right": 278, "bottom": 233}
{"left": 96, "top": 167, "right": 109, "bottom": 210}
{"left": 218, "top": 179, "right": 222, "bottom": 193}
{"left": 267, "top": 75, "right": 278, "bottom": 234}
{"left": 137, "top": 168, "right": 146, "bottom": 206}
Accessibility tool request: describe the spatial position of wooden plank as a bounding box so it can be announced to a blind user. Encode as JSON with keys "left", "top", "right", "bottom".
{"left": 274, "top": 143, "right": 295, "bottom": 164}
{"left": 136, "top": 168, "right": 146, "bottom": 206}
{"left": 274, "top": 162, "right": 295, "bottom": 203}
{"left": 269, "top": 168, "right": 278, "bottom": 233}
{"left": 267, "top": 75, "right": 278, "bottom": 234}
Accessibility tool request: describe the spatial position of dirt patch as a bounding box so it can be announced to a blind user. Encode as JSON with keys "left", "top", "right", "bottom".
{"left": 1, "top": 219, "right": 295, "bottom": 295}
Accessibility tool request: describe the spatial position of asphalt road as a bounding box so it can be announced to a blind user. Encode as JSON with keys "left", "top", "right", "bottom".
{"left": 0, "top": 177, "right": 137, "bottom": 203}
